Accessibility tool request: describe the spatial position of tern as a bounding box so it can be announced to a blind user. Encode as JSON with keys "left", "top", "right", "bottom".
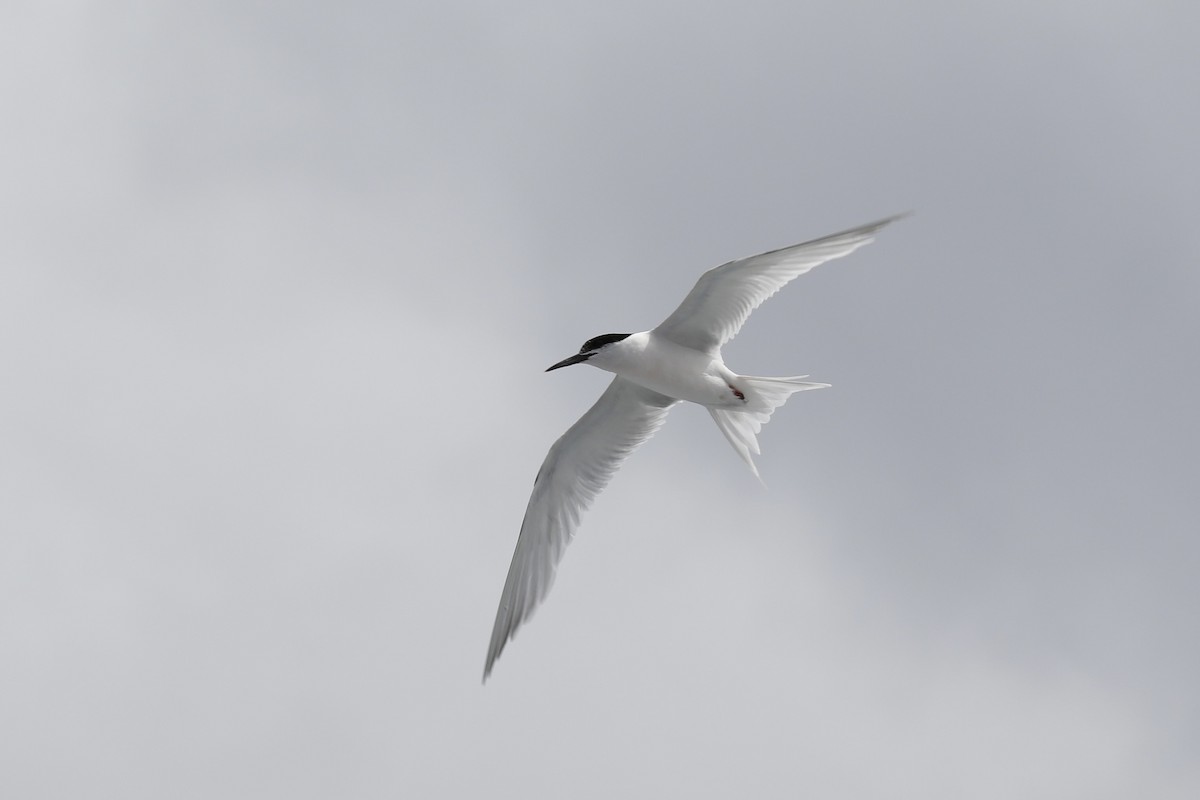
{"left": 484, "top": 214, "right": 904, "bottom": 681}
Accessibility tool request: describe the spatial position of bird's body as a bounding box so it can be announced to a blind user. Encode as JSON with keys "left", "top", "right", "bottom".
{"left": 588, "top": 331, "right": 742, "bottom": 408}
{"left": 484, "top": 214, "right": 905, "bottom": 681}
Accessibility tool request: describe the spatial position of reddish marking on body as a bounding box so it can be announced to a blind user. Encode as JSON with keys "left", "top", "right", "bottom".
{"left": 728, "top": 383, "right": 746, "bottom": 401}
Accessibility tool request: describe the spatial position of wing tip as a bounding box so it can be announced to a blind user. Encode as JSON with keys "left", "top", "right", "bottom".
{"left": 482, "top": 638, "right": 504, "bottom": 684}
{"left": 882, "top": 210, "right": 914, "bottom": 224}
{"left": 835, "top": 210, "right": 912, "bottom": 240}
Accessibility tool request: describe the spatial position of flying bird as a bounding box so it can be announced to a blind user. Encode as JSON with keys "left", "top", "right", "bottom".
{"left": 484, "top": 214, "right": 905, "bottom": 681}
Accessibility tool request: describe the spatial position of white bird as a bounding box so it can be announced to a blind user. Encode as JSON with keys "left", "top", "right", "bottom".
{"left": 484, "top": 214, "right": 905, "bottom": 681}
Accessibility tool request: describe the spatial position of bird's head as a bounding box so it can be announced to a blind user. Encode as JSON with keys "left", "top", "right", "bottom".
{"left": 546, "top": 333, "right": 633, "bottom": 372}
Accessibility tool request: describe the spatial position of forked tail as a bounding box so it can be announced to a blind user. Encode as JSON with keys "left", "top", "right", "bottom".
{"left": 708, "top": 375, "right": 829, "bottom": 480}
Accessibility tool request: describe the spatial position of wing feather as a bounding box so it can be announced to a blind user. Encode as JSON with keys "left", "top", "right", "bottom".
{"left": 483, "top": 376, "right": 677, "bottom": 681}
{"left": 653, "top": 214, "right": 907, "bottom": 353}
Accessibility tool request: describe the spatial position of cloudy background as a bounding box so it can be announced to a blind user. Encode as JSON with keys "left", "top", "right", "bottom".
{"left": 3, "top": 2, "right": 1198, "bottom": 797}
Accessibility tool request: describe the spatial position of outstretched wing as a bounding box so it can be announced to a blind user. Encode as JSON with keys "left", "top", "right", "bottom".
{"left": 653, "top": 214, "right": 906, "bottom": 353}
{"left": 483, "top": 376, "right": 677, "bottom": 682}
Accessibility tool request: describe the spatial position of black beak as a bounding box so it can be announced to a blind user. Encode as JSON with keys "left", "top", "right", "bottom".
{"left": 546, "top": 353, "right": 590, "bottom": 372}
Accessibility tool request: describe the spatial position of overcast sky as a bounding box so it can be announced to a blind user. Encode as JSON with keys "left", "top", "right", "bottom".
{"left": 3, "top": 2, "right": 1198, "bottom": 798}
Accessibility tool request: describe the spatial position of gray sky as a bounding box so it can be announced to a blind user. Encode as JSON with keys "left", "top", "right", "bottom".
{"left": 3, "top": 2, "right": 1198, "bottom": 797}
